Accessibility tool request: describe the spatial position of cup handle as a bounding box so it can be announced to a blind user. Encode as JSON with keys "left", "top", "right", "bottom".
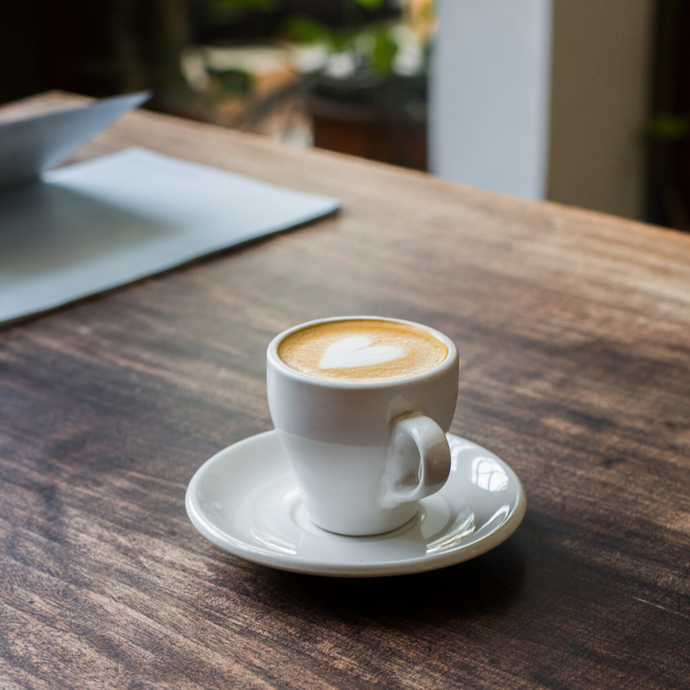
{"left": 380, "top": 415, "right": 451, "bottom": 508}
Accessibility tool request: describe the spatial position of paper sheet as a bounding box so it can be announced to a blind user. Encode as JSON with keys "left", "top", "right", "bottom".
{"left": 0, "top": 92, "right": 150, "bottom": 188}
{"left": 0, "top": 147, "right": 340, "bottom": 325}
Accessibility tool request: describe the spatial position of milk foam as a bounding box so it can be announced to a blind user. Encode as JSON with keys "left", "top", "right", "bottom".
{"left": 278, "top": 319, "right": 448, "bottom": 383}
{"left": 319, "top": 336, "right": 405, "bottom": 369}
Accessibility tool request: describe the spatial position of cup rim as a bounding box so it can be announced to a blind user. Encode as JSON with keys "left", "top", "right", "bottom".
{"left": 267, "top": 315, "right": 458, "bottom": 389}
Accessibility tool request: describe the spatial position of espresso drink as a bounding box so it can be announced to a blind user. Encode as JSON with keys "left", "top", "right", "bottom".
{"left": 277, "top": 319, "right": 448, "bottom": 383}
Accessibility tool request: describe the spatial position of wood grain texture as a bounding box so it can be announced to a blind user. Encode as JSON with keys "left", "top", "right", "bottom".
{"left": 1, "top": 92, "right": 689, "bottom": 689}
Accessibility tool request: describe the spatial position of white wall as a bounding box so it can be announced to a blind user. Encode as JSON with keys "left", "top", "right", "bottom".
{"left": 430, "top": 0, "right": 656, "bottom": 219}
{"left": 430, "top": 0, "right": 553, "bottom": 200}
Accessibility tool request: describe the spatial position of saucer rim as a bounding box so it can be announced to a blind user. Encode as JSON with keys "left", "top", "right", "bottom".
{"left": 185, "top": 430, "right": 526, "bottom": 577}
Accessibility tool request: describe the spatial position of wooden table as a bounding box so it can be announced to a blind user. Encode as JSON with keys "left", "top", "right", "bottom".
{"left": 1, "top": 92, "right": 689, "bottom": 689}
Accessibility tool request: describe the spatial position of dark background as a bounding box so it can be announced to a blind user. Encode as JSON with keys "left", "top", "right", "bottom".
{"left": 0, "top": 0, "right": 397, "bottom": 104}
{"left": 1, "top": 0, "right": 689, "bottom": 231}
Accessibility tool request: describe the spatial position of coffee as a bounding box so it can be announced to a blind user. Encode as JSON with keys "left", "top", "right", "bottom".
{"left": 268, "top": 316, "right": 458, "bottom": 534}
{"left": 277, "top": 319, "right": 448, "bottom": 383}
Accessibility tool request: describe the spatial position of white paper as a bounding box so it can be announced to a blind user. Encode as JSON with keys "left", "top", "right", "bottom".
{"left": 0, "top": 92, "right": 150, "bottom": 188}
{"left": 0, "top": 147, "right": 340, "bottom": 325}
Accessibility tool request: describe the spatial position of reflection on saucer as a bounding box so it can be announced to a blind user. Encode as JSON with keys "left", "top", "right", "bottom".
{"left": 186, "top": 431, "right": 526, "bottom": 577}
{"left": 471, "top": 457, "right": 509, "bottom": 492}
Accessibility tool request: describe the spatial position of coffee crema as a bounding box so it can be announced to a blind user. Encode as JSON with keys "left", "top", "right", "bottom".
{"left": 277, "top": 319, "right": 448, "bottom": 382}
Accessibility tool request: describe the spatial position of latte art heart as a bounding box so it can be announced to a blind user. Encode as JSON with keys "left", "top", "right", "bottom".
{"left": 319, "top": 336, "right": 405, "bottom": 370}
{"left": 277, "top": 319, "right": 448, "bottom": 382}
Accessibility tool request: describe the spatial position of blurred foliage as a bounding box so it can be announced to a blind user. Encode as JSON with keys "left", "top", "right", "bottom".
{"left": 371, "top": 30, "right": 398, "bottom": 76}
{"left": 648, "top": 114, "right": 690, "bottom": 142}
{"left": 207, "top": 68, "right": 253, "bottom": 94}
{"left": 208, "top": 0, "right": 384, "bottom": 14}
{"left": 209, "top": 0, "right": 279, "bottom": 10}
{"left": 353, "top": 0, "right": 385, "bottom": 8}
{"left": 207, "top": 0, "right": 430, "bottom": 81}
{"left": 281, "top": 14, "right": 402, "bottom": 77}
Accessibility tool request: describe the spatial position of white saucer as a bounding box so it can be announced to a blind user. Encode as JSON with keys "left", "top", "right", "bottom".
{"left": 185, "top": 431, "right": 526, "bottom": 577}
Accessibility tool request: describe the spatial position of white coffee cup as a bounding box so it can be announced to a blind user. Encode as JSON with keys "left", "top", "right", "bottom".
{"left": 266, "top": 316, "right": 459, "bottom": 536}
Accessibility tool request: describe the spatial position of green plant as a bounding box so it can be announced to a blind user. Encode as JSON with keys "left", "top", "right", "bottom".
{"left": 209, "top": 0, "right": 279, "bottom": 10}
{"left": 281, "top": 1, "right": 432, "bottom": 82}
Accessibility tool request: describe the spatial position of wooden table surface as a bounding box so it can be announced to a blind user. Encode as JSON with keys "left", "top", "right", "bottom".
{"left": 1, "top": 92, "right": 689, "bottom": 689}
